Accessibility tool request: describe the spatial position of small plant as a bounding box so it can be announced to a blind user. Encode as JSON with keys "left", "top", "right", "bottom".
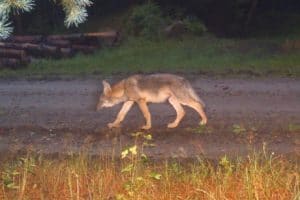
{"left": 232, "top": 124, "right": 247, "bottom": 135}
{"left": 170, "top": 162, "right": 183, "bottom": 176}
{"left": 119, "top": 132, "right": 162, "bottom": 198}
{"left": 1, "top": 156, "right": 36, "bottom": 190}
{"left": 2, "top": 166, "right": 20, "bottom": 189}
{"left": 121, "top": 132, "right": 154, "bottom": 177}
{"left": 195, "top": 124, "right": 212, "bottom": 134}
{"left": 219, "top": 155, "right": 234, "bottom": 175}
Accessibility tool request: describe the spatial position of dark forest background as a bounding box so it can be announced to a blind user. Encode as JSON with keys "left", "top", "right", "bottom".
{"left": 12, "top": 0, "right": 300, "bottom": 38}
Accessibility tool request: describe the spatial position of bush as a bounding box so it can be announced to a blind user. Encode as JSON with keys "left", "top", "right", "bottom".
{"left": 126, "top": 3, "right": 165, "bottom": 39}
{"left": 183, "top": 16, "right": 207, "bottom": 36}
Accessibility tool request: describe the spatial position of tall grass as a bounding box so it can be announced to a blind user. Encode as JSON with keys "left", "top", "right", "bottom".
{"left": 1, "top": 36, "right": 300, "bottom": 78}
{"left": 0, "top": 147, "right": 299, "bottom": 199}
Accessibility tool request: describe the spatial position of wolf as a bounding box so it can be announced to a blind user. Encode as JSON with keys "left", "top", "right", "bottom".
{"left": 96, "top": 74, "right": 207, "bottom": 130}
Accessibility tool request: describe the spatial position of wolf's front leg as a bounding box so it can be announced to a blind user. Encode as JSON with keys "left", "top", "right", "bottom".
{"left": 137, "top": 99, "right": 152, "bottom": 130}
{"left": 108, "top": 101, "right": 134, "bottom": 128}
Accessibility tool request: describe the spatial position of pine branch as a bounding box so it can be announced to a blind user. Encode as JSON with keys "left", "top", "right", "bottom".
{"left": 61, "top": 0, "right": 93, "bottom": 27}
{"left": 0, "top": 16, "right": 13, "bottom": 39}
{"left": 0, "top": 0, "right": 93, "bottom": 39}
{"left": 0, "top": 0, "right": 35, "bottom": 15}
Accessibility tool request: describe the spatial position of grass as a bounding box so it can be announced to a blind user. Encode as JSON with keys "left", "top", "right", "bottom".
{"left": 0, "top": 135, "right": 299, "bottom": 200}
{"left": 1, "top": 35, "right": 300, "bottom": 78}
{"left": 0, "top": 151, "right": 298, "bottom": 199}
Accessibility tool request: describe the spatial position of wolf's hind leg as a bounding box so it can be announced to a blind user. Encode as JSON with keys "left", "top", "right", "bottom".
{"left": 186, "top": 101, "right": 207, "bottom": 125}
{"left": 137, "top": 99, "right": 152, "bottom": 130}
{"left": 167, "top": 96, "right": 185, "bottom": 128}
{"left": 108, "top": 101, "right": 134, "bottom": 128}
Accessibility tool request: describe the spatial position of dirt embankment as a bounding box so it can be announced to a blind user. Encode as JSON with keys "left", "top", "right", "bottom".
{"left": 0, "top": 76, "right": 299, "bottom": 159}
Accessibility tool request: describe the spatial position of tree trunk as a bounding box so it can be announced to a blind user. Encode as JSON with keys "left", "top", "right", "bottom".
{"left": 244, "top": 0, "right": 258, "bottom": 34}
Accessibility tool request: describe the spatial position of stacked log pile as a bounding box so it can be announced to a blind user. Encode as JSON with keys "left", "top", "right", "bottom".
{"left": 0, "top": 31, "right": 119, "bottom": 69}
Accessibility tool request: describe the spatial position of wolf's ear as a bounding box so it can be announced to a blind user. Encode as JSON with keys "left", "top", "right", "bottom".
{"left": 102, "top": 80, "right": 111, "bottom": 95}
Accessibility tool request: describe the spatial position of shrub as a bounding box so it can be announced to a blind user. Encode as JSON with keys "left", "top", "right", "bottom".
{"left": 126, "top": 3, "right": 165, "bottom": 39}
{"left": 183, "top": 16, "right": 207, "bottom": 36}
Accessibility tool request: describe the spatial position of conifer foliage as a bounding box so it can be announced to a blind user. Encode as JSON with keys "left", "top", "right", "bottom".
{"left": 0, "top": 0, "right": 93, "bottom": 39}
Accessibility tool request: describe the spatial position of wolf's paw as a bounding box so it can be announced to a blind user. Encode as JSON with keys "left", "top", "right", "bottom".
{"left": 200, "top": 119, "right": 207, "bottom": 125}
{"left": 108, "top": 122, "right": 120, "bottom": 129}
{"left": 141, "top": 125, "right": 151, "bottom": 130}
{"left": 167, "top": 122, "right": 178, "bottom": 128}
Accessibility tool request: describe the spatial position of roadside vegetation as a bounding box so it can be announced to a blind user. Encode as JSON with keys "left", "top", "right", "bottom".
{"left": 1, "top": 35, "right": 300, "bottom": 78}
{"left": 1, "top": 2, "right": 300, "bottom": 78}
{"left": 0, "top": 133, "right": 299, "bottom": 200}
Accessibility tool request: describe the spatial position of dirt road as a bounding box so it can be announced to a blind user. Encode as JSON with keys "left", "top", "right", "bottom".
{"left": 0, "top": 75, "right": 299, "bottom": 159}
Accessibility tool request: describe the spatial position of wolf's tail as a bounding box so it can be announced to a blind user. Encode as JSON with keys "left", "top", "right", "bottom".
{"left": 186, "top": 83, "right": 206, "bottom": 108}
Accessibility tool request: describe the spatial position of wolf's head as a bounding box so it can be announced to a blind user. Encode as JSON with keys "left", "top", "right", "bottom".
{"left": 96, "top": 80, "right": 124, "bottom": 110}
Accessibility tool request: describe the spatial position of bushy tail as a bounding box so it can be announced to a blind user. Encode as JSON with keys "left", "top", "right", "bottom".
{"left": 186, "top": 84, "right": 206, "bottom": 108}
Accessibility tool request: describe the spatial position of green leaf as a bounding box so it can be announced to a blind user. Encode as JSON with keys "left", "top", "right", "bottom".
{"left": 144, "top": 134, "right": 152, "bottom": 140}
{"left": 121, "top": 164, "right": 134, "bottom": 173}
{"left": 141, "top": 153, "right": 148, "bottom": 162}
{"left": 123, "top": 181, "right": 132, "bottom": 191}
{"left": 219, "top": 155, "right": 230, "bottom": 167}
{"left": 131, "top": 132, "right": 143, "bottom": 137}
{"left": 149, "top": 172, "right": 162, "bottom": 180}
{"left": 11, "top": 170, "right": 20, "bottom": 176}
{"left": 143, "top": 142, "right": 156, "bottom": 147}
{"left": 129, "top": 145, "right": 137, "bottom": 155}
{"left": 121, "top": 149, "right": 129, "bottom": 159}
{"left": 6, "top": 182, "right": 19, "bottom": 189}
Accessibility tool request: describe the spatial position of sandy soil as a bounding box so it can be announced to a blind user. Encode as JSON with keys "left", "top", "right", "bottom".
{"left": 0, "top": 75, "right": 299, "bottom": 159}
